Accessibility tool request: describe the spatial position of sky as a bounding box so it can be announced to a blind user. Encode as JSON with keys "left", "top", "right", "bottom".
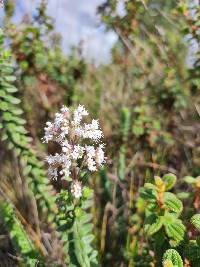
{"left": 0, "top": 0, "right": 118, "bottom": 64}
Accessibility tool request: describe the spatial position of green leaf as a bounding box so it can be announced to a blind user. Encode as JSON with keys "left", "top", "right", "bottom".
{"left": 4, "top": 75, "right": 16, "bottom": 82}
{"left": 118, "top": 146, "right": 126, "bottom": 180}
{"left": 23, "top": 165, "right": 32, "bottom": 175}
{"left": 191, "top": 214, "right": 200, "bottom": 230}
{"left": 163, "top": 260, "right": 174, "bottom": 267}
{"left": 144, "top": 214, "right": 163, "bottom": 236}
{"left": 164, "top": 192, "right": 183, "bottom": 214}
{"left": 162, "top": 173, "right": 177, "bottom": 190}
{"left": 184, "top": 240, "right": 200, "bottom": 263}
{"left": 139, "top": 187, "right": 157, "bottom": 202}
{"left": 82, "top": 234, "right": 94, "bottom": 244}
{"left": 176, "top": 192, "right": 191, "bottom": 200}
{"left": 184, "top": 176, "right": 196, "bottom": 184}
{"left": 196, "top": 236, "right": 200, "bottom": 247}
{"left": 144, "top": 182, "right": 157, "bottom": 190}
{"left": 0, "top": 202, "right": 42, "bottom": 266}
{"left": 120, "top": 107, "right": 130, "bottom": 141}
{"left": 0, "top": 101, "right": 8, "bottom": 110}
{"left": 132, "top": 125, "right": 145, "bottom": 136}
{"left": 4, "top": 85, "right": 18, "bottom": 93}
{"left": 164, "top": 218, "right": 185, "bottom": 246}
{"left": 162, "top": 249, "right": 183, "bottom": 267}
{"left": 2, "top": 111, "right": 13, "bottom": 121}
{"left": 3, "top": 95, "right": 21, "bottom": 104}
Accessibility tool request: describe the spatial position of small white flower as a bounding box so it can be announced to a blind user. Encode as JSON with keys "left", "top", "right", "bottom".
{"left": 62, "top": 141, "right": 72, "bottom": 153}
{"left": 71, "top": 145, "right": 85, "bottom": 160}
{"left": 44, "top": 104, "right": 105, "bottom": 190}
{"left": 54, "top": 113, "right": 64, "bottom": 128}
{"left": 73, "top": 105, "right": 88, "bottom": 124}
{"left": 43, "top": 122, "right": 54, "bottom": 142}
{"left": 60, "top": 125, "right": 69, "bottom": 136}
{"left": 61, "top": 105, "right": 69, "bottom": 114}
{"left": 83, "top": 120, "right": 103, "bottom": 142}
{"left": 85, "top": 146, "right": 97, "bottom": 171}
{"left": 87, "top": 158, "right": 97, "bottom": 171}
{"left": 46, "top": 155, "right": 55, "bottom": 165}
{"left": 95, "top": 144, "right": 105, "bottom": 166}
{"left": 61, "top": 167, "right": 71, "bottom": 177}
{"left": 48, "top": 167, "right": 58, "bottom": 180}
{"left": 71, "top": 180, "right": 82, "bottom": 198}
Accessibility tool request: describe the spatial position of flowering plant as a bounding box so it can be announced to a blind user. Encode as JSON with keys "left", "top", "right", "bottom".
{"left": 43, "top": 105, "right": 105, "bottom": 199}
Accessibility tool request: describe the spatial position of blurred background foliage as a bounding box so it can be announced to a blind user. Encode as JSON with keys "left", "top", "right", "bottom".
{"left": 0, "top": 0, "right": 200, "bottom": 266}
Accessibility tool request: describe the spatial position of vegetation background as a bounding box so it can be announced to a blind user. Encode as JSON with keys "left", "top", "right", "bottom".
{"left": 0, "top": 0, "right": 200, "bottom": 266}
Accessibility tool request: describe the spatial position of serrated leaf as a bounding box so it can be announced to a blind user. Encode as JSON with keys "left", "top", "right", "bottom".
{"left": 163, "top": 249, "right": 183, "bottom": 267}
{"left": 139, "top": 187, "right": 157, "bottom": 202}
{"left": 144, "top": 183, "right": 157, "bottom": 190}
{"left": 163, "top": 260, "right": 174, "bottom": 267}
{"left": 191, "top": 214, "right": 200, "bottom": 230}
{"left": 144, "top": 214, "right": 163, "bottom": 236}
{"left": 164, "top": 219, "right": 185, "bottom": 246}
{"left": 164, "top": 192, "right": 183, "bottom": 214}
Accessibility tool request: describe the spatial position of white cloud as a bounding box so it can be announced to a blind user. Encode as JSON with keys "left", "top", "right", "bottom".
{"left": 46, "top": 0, "right": 117, "bottom": 64}
{"left": 1, "top": 0, "right": 117, "bottom": 64}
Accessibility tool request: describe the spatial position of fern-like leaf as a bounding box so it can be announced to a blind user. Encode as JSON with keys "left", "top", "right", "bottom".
{"left": 0, "top": 29, "right": 57, "bottom": 220}
{"left": 0, "top": 201, "right": 43, "bottom": 266}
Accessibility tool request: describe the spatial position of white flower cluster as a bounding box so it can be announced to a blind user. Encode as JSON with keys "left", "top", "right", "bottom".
{"left": 43, "top": 105, "right": 105, "bottom": 198}
{"left": 71, "top": 180, "right": 82, "bottom": 199}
